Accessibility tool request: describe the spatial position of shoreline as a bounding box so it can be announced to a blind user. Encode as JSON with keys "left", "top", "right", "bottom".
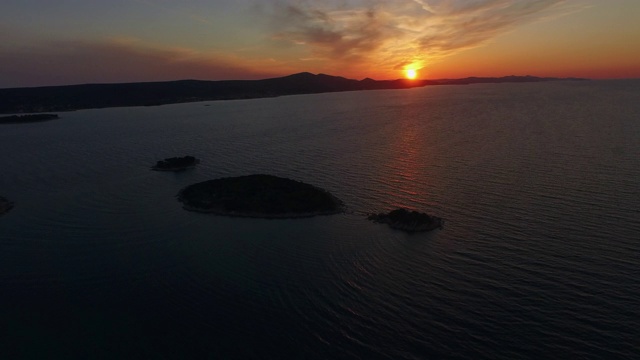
{"left": 0, "top": 74, "right": 588, "bottom": 114}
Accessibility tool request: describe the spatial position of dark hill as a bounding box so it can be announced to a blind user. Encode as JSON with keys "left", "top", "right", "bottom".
{"left": 0, "top": 73, "right": 586, "bottom": 114}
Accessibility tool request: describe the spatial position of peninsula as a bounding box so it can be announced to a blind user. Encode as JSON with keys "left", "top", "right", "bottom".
{"left": 152, "top": 156, "right": 200, "bottom": 171}
{"left": 177, "top": 174, "right": 343, "bottom": 218}
{"left": 0, "top": 73, "right": 586, "bottom": 114}
{"left": 368, "top": 208, "right": 443, "bottom": 232}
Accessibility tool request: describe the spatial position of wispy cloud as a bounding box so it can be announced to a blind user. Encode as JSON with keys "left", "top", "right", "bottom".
{"left": 260, "top": 0, "right": 586, "bottom": 74}
{"left": 268, "top": 3, "right": 399, "bottom": 61}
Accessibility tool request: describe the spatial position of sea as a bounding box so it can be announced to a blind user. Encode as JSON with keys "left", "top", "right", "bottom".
{"left": 1, "top": 80, "right": 639, "bottom": 359}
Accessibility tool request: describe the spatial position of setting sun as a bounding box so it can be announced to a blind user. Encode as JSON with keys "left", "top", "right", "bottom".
{"left": 405, "top": 69, "right": 417, "bottom": 79}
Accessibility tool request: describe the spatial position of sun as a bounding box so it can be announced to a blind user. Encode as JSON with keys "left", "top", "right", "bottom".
{"left": 405, "top": 69, "right": 418, "bottom": 80}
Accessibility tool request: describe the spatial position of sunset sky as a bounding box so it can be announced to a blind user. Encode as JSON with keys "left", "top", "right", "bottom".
{"left": 1, "top": 0, "right": 639, "bottom": 88}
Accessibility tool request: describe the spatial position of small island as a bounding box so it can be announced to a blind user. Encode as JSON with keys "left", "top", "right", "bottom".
{"left": 0, "top": 196, "right": 14, "bottom": 215}
{"left": 0, "top": 114, "right": 59, "bottom": 124}
{"left": 177, "top": 174, "right": 343, "bottom": 218}
{"left": 152, "top": 156, "right": 200, "bottom": 171}
{"left": 368, "top": 208, "right": 443, "bottom": 232}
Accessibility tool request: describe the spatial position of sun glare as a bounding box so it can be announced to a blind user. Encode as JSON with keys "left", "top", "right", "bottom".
{"left": 405, "top": 69, "right": 417, "bottom": 80}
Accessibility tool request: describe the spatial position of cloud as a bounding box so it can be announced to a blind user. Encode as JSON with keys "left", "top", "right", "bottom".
{"left": 0, "top": 0, "right": 594, "bottom": 87}
{"left": 415, "top": 0, "right": 574, "bottom": 53}
{"left": 0, "top": 38, "right": 278, "bottom": 88}
{"left": 260, "top": 0, "right": 584, "bottom": 74}
{"left": 268, "top": 3, "right": 399, "bottom": 61}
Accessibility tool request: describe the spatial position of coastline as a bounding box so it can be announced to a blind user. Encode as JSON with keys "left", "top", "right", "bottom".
{"left": 0, "top": 73, "right": 588, "bottom": 114}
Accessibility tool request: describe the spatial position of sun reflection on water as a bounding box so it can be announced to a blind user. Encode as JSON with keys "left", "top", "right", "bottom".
{"left": 382, "top": 94, "right": 433, "bottom": 210}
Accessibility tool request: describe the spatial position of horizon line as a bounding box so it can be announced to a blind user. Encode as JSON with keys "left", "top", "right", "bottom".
{"left": 0, "top": 72, "right": 603, "bottom": 90}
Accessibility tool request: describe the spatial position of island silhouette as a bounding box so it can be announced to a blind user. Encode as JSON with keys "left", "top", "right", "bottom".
{"left": 177, "top": 174, "right": 343, "bottom": 218}
{"left": 0, "top": 72, "right": 586, "bottom": 114}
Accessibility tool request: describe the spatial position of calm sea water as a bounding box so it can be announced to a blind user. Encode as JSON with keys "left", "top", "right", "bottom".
{"left": 1, "top": 80, "right": 639, "bottom": 359}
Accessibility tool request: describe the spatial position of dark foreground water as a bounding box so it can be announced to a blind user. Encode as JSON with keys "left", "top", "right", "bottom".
{"left": 1, "top": 80, "right": 639, "bottom": 359}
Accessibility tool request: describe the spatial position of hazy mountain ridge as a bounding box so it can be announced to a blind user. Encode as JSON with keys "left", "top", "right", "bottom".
{"left": 0, "top": 73, "right": 586, "bottom": 114}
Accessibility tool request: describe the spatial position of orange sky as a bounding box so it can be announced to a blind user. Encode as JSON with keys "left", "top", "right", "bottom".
{"left": 419, "top": 1, "right": 640, "bottom": 79}
{"left": 1, "top": 0, "right": 639, "bottom": 87}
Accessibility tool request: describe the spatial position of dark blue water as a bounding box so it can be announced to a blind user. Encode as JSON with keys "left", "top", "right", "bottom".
{"left": 1, "top": 80, "right": 639, "bottom": 359}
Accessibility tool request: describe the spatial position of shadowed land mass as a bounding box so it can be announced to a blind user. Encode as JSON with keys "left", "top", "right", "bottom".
{"left": 0, "top": 72, "right": 586, "bottom": 114}
{"left": 177, "top": 174, "right": 343, "bottom": 218}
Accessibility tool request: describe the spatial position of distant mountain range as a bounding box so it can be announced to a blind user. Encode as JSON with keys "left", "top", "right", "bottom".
{"left": 0, "top": 72, "right": 587, "bottom": 114}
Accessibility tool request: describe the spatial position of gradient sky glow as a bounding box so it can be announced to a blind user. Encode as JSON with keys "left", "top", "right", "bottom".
{"left": 1, "top": 0, "right": 639, "bottom": 87}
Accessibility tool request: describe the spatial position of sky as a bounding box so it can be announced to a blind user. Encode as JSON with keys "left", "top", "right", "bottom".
{"left": 1, "top": 0, "right": 639, "bottom": 88}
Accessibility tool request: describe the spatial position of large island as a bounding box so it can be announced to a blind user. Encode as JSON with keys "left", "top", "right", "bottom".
{"left": 177, "top": 174, "right": 343, "bottom": 218}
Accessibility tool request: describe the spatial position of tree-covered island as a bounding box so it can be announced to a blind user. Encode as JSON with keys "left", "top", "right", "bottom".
{"left": 177, "top": 174, "right": 343, "bottom": 218}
